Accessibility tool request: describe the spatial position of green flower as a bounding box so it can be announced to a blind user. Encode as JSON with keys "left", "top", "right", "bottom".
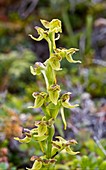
{"left": 55, "top": 47, "right": 81, "bottom": 63}
{"left": 35, "top": 121, "right": 48, "bottom": 136}
{"left": 46, "top": 53, "right": 62, "bottom": 71}
{"left": 30, "top": 62, "right": 46, "bottom": 75}
{"left": 29, "top": 19, "right": 62, "bottom": 50}
{"left": 52, "top": 136, "right": 79, "bottom": 156}
{"left": 40, "top": 19, "right": 62, "bottom": 33}
{"left": 60, "top": 92, "right": 79, "bottom": 129}
{"left": 28, "top": 92, "right": 47, "bottom": 108}
{"left": 61, "top": 92, "right": 79, "bottom": 109}
{"left": 48, "top": 84, "right": 61, "bottom": 105}
{"left": 29, "top": 26, "right": 49, "bottom": 42}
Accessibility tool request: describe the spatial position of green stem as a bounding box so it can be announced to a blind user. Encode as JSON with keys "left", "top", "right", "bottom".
{"left": 47, "top": 126, "right": 53, "bottom": 159}
{"left": 48, "top": 32, "right": 56, "bottom": 54}
{"left": 46, "top": 30, "right": 55, "bottom": 163}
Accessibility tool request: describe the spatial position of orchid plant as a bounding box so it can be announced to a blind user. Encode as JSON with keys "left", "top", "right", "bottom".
{"left": 15, "top": 19, "right": 81, "bottom": 170}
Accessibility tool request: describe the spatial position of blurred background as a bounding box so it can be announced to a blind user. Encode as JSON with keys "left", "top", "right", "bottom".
{"left": 0, "top": 0, "right": 106, "bottom": 169}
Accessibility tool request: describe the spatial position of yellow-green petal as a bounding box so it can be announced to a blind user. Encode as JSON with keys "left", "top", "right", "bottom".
{"left": 65, "top": 146, "right": 79, "bottom": 155}
{"left": 49, "top": 19, "right": 62, "bottom": 33}
{"left": 38, "top": 124, "right": 47, "bottom": 136}
{"left": 30, "top": 62, "right": 45, "bottom": 76}
{"left": 66, "top": 54, "right": 81, "bottom": 63}
{"left": 48, "top": 54, "right": 62, "bottom": 71}
{"left": 29, "top": 33, "right": 43, "bottom": 41}
{"left": 48, "top": 84, "right": 61, "bottom": 105}
{"left": 61, "top": 92, "right": 79, "bottom": 109}
{"left": 14, "top": 136, "right": 31, "bottom": 143}
{"left": 29, "top": 92, "right": 47, "bottom": 109}
{"left": 55, "top": 136, "right": 66, "bottom": 143}
{"left": 40, "top": 19, "right": 50, "bottom": 28}
{"left": 26, "top": 160, "right": 42, "bottom": 170}
{"left": 33, "top": 134, "right": 48, "bottom": 141}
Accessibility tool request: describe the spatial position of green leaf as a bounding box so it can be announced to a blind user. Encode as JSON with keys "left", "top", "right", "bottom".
{"left": 48, "top": 84, "right": 61, "bottom": 105}
{"left": 26, "top": 160, "right": 42, "bottom": 170}
{"left": 99, "top": 161, "right": 106, "bottom": 170}
{"left": 60, "top": 107, "right": 67, "bottom": 130}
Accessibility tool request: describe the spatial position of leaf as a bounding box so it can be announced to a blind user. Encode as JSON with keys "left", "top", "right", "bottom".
{"left": 60, "top": 107, "right": 67, "bottom": 130}
{"left": 26, "top": 160, "right": 42, "bottom": 170}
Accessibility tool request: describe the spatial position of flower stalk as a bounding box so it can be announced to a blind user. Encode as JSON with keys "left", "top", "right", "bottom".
{"left": 15, "top": 19, "right": 81, "bottom": 170}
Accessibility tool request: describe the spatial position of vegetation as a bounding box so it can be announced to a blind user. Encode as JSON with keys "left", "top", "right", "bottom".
{"left": 14, "top": 19, "right": 81, "bottom": 170}
{"left": 0, "top": 1, "right": 106, "bottom": 169}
